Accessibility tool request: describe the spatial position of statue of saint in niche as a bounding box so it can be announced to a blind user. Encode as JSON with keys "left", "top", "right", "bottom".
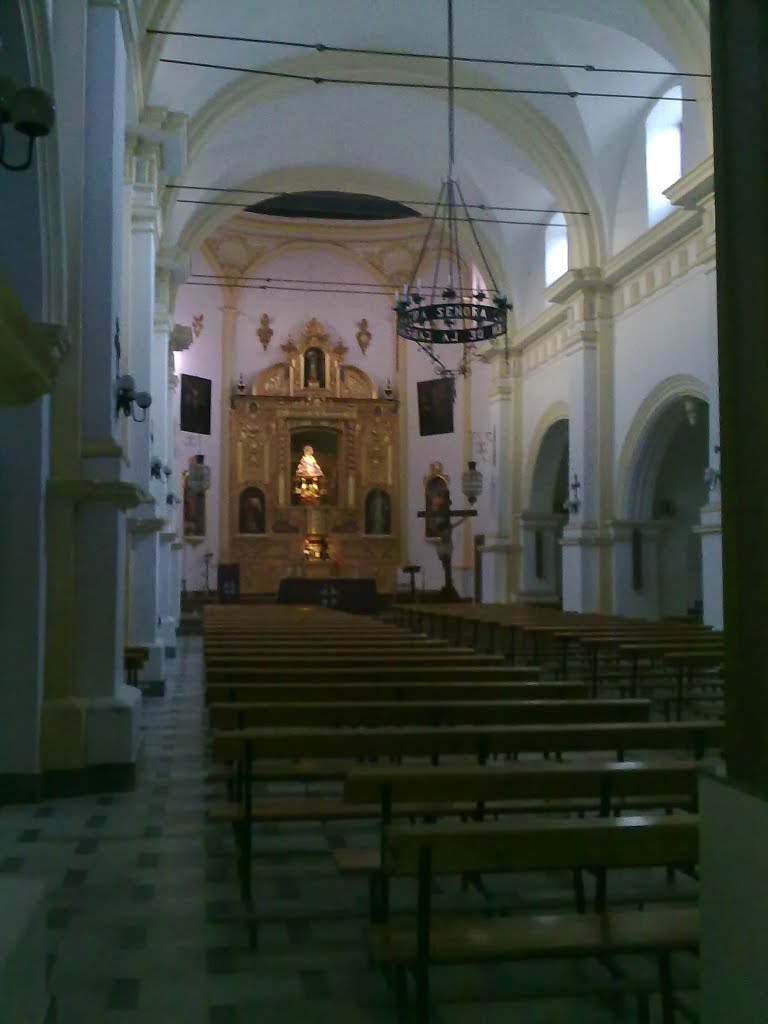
{"left": 183, "top": 470, "right": 206, "bottom": 538}
{"left": 303, "top": 347, "right": 325, "bottom": 388}
{"left": 239, "top": 486, "right": 266, "bottom": 535}
{"left": 365, "top": 488, "right": 391, "bottom": 535}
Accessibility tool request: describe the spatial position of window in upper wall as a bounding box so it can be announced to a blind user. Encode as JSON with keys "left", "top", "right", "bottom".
{"left": 645, "top": 86, "right": 683, "bottom": 226}
{"left": 544, "top": 217, "right": 568, "bottom": 287}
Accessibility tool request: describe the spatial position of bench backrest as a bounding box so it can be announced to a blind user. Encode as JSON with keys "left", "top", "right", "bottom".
{"left": 344, "top": 759, "right": 699, "bottom": 809}
{"left": 211, "top": 719, "right": 724, "bottom": 763}
{"left": 208, "top": 698, "right": 650, "bottom": 731}
{"left": 382, "top": 814, "right": 698, "bottom": 876}
{"left": 204, "top": 681, "right": 589, "bottom": 704}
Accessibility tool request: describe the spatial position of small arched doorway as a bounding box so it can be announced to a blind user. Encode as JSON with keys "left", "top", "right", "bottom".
{"left": 521, "top": 418, "right": 569, "bottom": 604}
{"left": 623, "top": 395, "right": 709, "bottom": 619}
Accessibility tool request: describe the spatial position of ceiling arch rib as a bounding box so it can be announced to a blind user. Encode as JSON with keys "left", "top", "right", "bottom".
{"left": 162, "top": 49, "right": 606, "bottom": 268}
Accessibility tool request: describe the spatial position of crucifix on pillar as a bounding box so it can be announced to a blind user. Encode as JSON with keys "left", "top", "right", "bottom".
{"left": 417, "top": 492, "right": 477, "bottom": 601}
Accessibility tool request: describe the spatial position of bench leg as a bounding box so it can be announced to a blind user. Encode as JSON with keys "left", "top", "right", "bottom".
{"left": 573, "top": 869, "right": 586, "bottom": 913}
{"left": 658, "top": 952, "right": 675, "bottom": 1024}
{"left": 394, "top": 965, "right": 409, "bottom": 1024}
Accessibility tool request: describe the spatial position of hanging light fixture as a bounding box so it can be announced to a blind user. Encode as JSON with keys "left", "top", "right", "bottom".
{"left": 461, "top": 461, "right": 483, "bottom": 504}
{"left": 395, "top": 0, "right": 510, "bottom": 379}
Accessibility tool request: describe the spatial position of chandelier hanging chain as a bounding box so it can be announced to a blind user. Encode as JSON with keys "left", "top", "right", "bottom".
{"left": 394, "top": 0, "right": 510, "bottom": 379}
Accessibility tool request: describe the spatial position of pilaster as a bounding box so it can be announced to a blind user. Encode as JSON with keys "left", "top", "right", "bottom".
{"left": 480, "top": 354, "right": 521, "bottom": 601}
{"left": 548, "top": 271, "right": 611, "bottom": 612}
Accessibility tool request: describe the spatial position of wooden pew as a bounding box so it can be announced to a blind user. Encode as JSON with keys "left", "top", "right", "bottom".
{"left": 208, "top": 698, "right": 651, "bottom": 731}
{"left": 370, "top": 814, "right": 698, "bottom": 1023}
{"left": 334, "top": 759, "right": 700, "bottom": 878}
{"left": 124, "top": 645, "right": 148, "bottom": 687}
{"left": 205, "top": 663, "right": 543, "bottom": 685}
{"left": 205, "top": 680, "right": 589, "bottom": 705}
{"left": 210, "top": 720, "right": 721, "bottom": 903}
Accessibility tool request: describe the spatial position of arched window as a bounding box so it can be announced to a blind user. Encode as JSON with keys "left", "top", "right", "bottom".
{"left": 645, "top": 86, "right": 683, "bottom": 226}
{"left": 544, "top": 217, "right": 568, "bottom": 287}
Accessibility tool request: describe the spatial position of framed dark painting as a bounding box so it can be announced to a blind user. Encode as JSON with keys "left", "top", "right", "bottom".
{"left": 180, "top": 374, "right": 212, "bottom": 435}
{"left": 417, "top": 377, "right": 454, "bottom": 436}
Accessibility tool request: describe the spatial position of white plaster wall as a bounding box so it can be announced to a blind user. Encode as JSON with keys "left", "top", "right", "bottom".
{"left": 231, "top": 247, "right": 395, "bottom": 393}
{"left": 613, "top": 266, "right": 715, "bottom": 479}
{"left": 173, "top": 278, "right": 224, "bottom": 591}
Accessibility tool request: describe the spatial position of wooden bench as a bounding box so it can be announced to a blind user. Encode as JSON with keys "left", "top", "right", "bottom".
{"left": 208, "top": 697, "right": 652, "bottom": 731}
{"left": 371, "top": 814, "right": 699, "bottom": 1023}
{"left": 334, "top": 758, "right": 700, "bottom": 879}
{"left": 124, "top": 645, "right": 149, "bottom": 686}
{"left": 209, "top": 720, "right": 721, "bottom": 902}
{"left": 205, "top": 663, "right": 543, "bottom": 685}
{"left": 205, "top": 680, "right": 590, "bottom": 705}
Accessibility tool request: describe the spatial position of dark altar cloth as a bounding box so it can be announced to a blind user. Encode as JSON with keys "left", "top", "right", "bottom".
{"left": 277, "top": 577, "right": 378, "bottom": 615}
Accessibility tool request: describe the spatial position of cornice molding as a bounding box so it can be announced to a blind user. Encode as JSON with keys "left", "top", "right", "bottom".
{"left": 81, "top": 437, "right": 124, "bottom": 459}
{"left": 544, "top": 267, "right": 604, "bottom": 306}
{"left": 603, "top": 208, "right": 700, "bottom": 286}
{"left": 128, "top": 515, "right": 166, "bottom": 534}
{"left": 47, "top": 478, "right": 144, "bottom": 509}
{"left": 665, "top": 155, "right": 714, "bottom": 211}
{"left": 0, "top": 273, "right": 70, "bottom": 405}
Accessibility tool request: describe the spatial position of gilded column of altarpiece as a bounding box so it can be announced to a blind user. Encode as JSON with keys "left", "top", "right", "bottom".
{"left": 227, "top": 319, "right": 400, "bottom": 593}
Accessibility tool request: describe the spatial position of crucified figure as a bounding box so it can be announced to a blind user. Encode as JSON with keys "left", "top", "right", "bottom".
{"left": 417, "top": 492, "right": 477, "bottom": 601}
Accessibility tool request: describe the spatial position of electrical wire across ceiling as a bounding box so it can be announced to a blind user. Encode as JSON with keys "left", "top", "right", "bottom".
{"left": 158, "top": 56, "right": 699, "bottom": 103}
{"left": 147, "top": 27, "right": 710, "bottom": 79}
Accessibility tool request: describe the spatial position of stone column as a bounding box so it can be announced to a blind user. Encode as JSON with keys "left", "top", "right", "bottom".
{"left": 42, "top": 1, "right": 143, "bottom": 791}
{"left": 701, "top": 3, "right": 768, "bottom": 1021}
{"left": 548, "top": 272, "right": 607, "bottom": 612}
{"left": 125, "top": 139, "right": 165, "bottom": 689}
{"left": 480, "top": 355, "right": 521, "bottom": 602}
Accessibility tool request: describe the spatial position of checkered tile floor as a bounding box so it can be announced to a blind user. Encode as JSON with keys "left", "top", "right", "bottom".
{"left": 0, "top": 638, "right": 699, "bottom": 1023}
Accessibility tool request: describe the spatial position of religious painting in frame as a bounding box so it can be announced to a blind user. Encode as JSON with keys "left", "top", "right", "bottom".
{"left": 180, "top": 373, "right": 212, "bottom": 435}
{"left": 417, "top": 377, "right": 454, "bottom": 436}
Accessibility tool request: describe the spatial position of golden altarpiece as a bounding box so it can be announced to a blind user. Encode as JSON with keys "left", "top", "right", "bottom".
{"left": 228, "top": 319, "right": 400, "bottom": 593}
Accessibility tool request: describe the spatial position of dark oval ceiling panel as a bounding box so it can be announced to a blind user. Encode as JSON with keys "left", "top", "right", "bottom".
{"left": 245, "top": 190, "right": 420, "bottom": 221}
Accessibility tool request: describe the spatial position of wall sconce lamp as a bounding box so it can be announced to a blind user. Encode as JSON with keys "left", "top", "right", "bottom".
{"left": 115, "top": 374, "right": 152, "bottom": 421}
{"left": 150, "top": 457, "right": 163, "bottom": 479}
{"left": 0, "top": 76, "right": 55, "bottom": 172}
{"left": 563, "top": 473, "right": 582, "bottom": 515}
{"left": 166, "top": 493, "right": 181, "bottom": 506}
{"left": 162, "top": 464, "right": 172, "bottom": 481}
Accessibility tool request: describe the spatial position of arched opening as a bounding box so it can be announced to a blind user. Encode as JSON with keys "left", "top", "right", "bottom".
{"left": 522, "top": 419, "right": 569, "bottom": 604}
{"left": 625, "top": 396, "right": 709, "bottom": 618}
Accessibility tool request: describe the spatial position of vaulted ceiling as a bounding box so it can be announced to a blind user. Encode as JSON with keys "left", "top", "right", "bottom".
{"left": 139, "top": 0, "right": 711, "bottom": 296}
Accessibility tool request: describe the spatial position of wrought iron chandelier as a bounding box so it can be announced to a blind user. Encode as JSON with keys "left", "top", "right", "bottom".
{"left": 394, "top": 0, "right": 510, "bottom": 378}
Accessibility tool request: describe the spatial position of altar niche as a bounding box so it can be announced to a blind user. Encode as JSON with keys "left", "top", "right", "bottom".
{"left": 238, "top": 486, "right": 266, "bottom": 535}
{"left": 290, "top": 427, "right": 340, "bottom": 506}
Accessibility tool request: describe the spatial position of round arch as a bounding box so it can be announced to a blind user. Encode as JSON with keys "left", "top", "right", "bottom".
{"left": 616, "top": 374, "right": 709, "bottom": 519}
{"left": 522, "top": 401, "right": 570, "bottom": 510}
